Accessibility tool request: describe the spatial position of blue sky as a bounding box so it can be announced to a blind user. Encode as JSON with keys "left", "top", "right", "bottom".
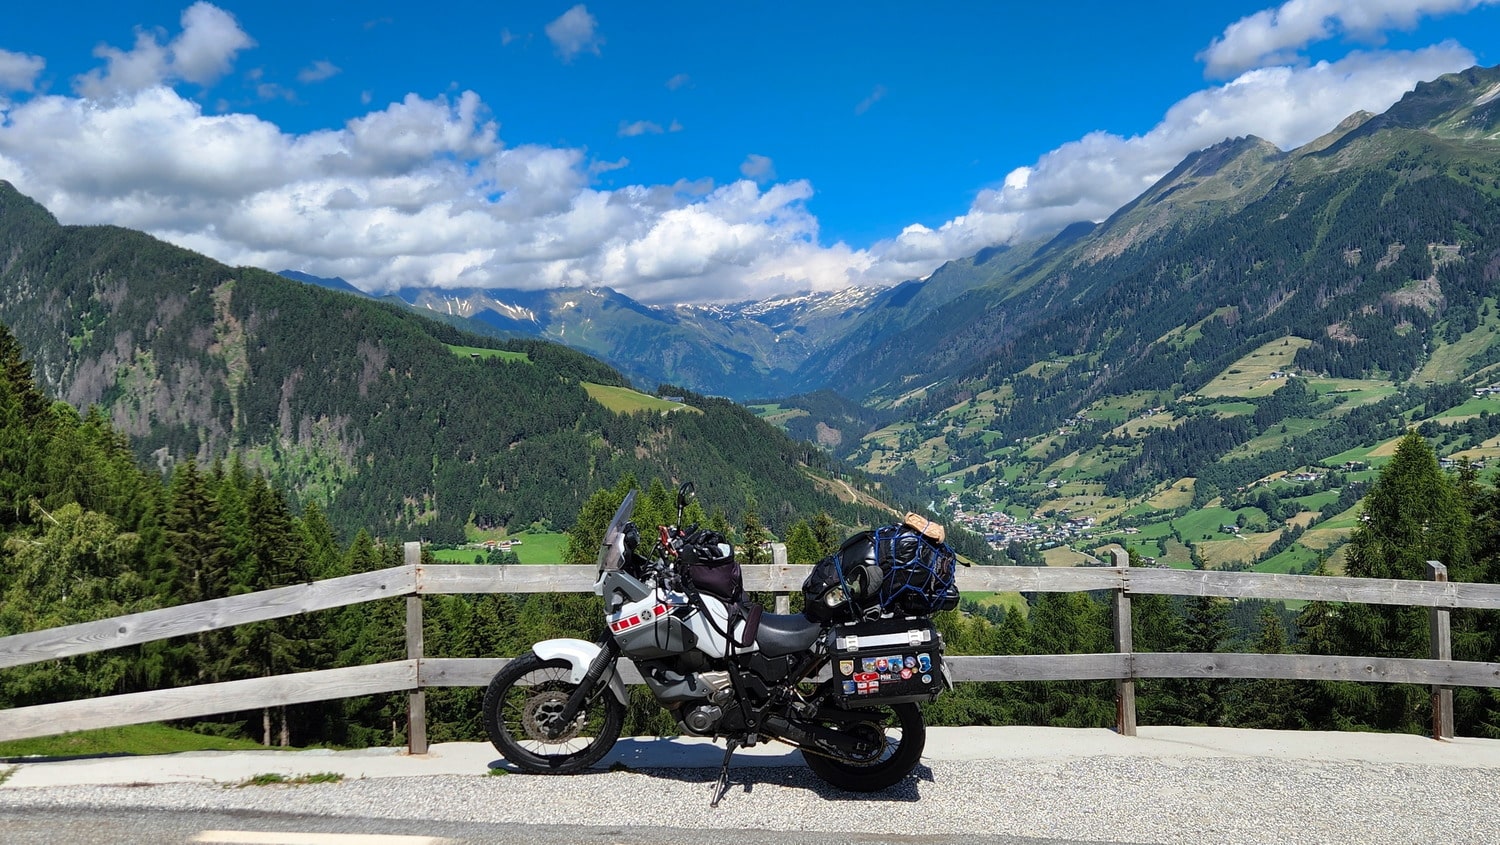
{"left": 2, "top": 1, "right": 1498, "bottom": 303}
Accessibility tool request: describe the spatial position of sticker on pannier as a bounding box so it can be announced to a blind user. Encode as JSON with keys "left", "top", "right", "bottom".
{"left": 827, "top": 618, "right": 945, "bottom": 706}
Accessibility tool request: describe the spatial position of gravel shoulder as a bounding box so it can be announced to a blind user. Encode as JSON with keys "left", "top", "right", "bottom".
{"left": 3, "top": 727, "right": 1498, "bottom": 844}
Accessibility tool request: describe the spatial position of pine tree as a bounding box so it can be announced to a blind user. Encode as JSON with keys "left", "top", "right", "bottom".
{"left": 785, "top": 518, "right": 821, "bottom": 565}
{"left": 1226, "top": 607, "right": 1310, "bottom": 729}
{"left": 1178, "top": 595, "right": 1230, "bottom": 725}
{"left": 811, "top": 511, "right": 840, "bottom": 557}
{"left": 739, "top": 497, "right": 771, "bottom": 566}
{"left": 563, "top": 476, "right": 636, "bottom": 564}
{"left": 1332, "top": 432, "right": 1462, "bottom": 732}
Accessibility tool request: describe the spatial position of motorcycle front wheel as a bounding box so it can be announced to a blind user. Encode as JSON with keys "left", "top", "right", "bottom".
{"left": 482, "top": 653, "right": 625, "bottom": 774}
{"left": 800, "top": 701, "right": 926, "bottom": 792}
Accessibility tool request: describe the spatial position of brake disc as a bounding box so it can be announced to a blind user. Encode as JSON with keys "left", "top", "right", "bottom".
{"left": 520, "top": 690, "right": 583, "bottom": 743}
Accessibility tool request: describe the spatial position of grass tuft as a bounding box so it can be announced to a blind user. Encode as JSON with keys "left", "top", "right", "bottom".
{"left": 237, "top": 771, "right": 343, "bottom": 787}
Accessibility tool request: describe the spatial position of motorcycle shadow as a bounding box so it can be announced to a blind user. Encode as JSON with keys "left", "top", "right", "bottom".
{"left": 485, "top": 751, "right": 934, "bottom": 803}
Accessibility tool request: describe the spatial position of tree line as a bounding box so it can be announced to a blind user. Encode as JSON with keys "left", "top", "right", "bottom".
{"left": 6, "top": 314, "right": 1499, "bottom": 744}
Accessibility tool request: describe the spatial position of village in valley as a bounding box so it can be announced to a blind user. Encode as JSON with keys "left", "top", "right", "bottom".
{"left": 834, "top": 334, "right": 1500, "bottom": 575}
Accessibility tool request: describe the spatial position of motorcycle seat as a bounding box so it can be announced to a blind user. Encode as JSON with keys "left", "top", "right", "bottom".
{"left": 754, "top": 611, "right": 824, "bottom": 657}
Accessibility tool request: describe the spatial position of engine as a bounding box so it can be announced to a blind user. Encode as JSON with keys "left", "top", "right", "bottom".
{"left": 640, "top": 666, "right": 740, "bottom": 735}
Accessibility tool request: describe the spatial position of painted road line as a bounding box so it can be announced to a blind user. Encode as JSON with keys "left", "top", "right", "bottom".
{"left": 192, "top": 832, "right": 450, "bottom": 844}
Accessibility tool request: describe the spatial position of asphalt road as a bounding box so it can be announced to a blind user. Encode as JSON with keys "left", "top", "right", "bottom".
{"left": 0, "top": 806, "right": 1123, "bottom": 845}
{"left": 5, "top": 727, "right": 1499, "bottom": 844}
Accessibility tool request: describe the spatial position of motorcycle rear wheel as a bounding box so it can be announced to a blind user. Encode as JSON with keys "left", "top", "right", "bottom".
{"left": 800, "top": 701, "right": 925, "bottom": 792}
{"left": 482, "top": 654, "right": 625, "bottom": 774}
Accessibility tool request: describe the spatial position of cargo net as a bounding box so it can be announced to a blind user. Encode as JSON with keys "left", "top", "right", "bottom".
{"left": 871, "top": 525, "right": 960, "bottom": 615}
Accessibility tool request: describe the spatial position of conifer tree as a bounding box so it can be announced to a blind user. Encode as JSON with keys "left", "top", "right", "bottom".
{"left": 739, "top": 497, "right": 771, "bottom": 566}
{"left": 811, "top": 511, "right": 840, "bottom": 557}
{"left": 1226, "top": 607, "right": 1310, "bottom": 729}
{"left": 1333, "top": 432, "right": 1464, "bottom": 732}
{"left": 785, "top": 518, "right": 821, "bottom": 565}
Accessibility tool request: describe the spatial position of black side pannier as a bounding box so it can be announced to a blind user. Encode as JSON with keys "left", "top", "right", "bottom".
{"left": 827, "top": 616, "right": 946, "bottom": 706}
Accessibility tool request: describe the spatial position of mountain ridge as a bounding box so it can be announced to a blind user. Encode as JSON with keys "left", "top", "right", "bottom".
{"left": 0, "top": 184, "right": 895, "bottom": 543}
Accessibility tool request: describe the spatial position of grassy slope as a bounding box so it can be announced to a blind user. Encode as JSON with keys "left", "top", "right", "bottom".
{"left": 582, "top": 382, "right": 699, "bottom": 414}
{"left": 429, "top": 532, "right": 570, "bottom": 564}
{"left": 0, "top": 724, "right": 274, "bottom": 760}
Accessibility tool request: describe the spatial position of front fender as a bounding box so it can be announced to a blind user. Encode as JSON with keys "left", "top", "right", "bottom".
{"left": 531, "top": 638, "right": 628, "bottom": 705}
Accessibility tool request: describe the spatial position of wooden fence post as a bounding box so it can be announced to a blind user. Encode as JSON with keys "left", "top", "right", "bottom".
{"left": 1428, "top": 560, "right": 1454, "bottom": 740}
{"left": 405, "top": 541, "right": 428, "bottom": 755}
{"left": 771, "top": 543, "right": 791, "bottom": 615}
{"left": 1110, "top": 548, "right": 1136, "bottom": 736}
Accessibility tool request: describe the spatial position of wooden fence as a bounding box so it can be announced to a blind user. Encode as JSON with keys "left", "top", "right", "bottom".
{"left": 2, "top": 544, "right": 1498, "bottom": 752}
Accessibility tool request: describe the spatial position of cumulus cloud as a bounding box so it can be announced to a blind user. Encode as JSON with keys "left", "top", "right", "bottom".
{"left": 740, "top": 154, "right": 776, "bottom": 182}
{"left": 171, "top": 2, "right": 255, "bottom": 85}
{"left": 855, "top": 84, "right": 887, "bottom": 115}
{"left": 0, "top": 76, "right": 848, "bottom": 303}
{"left": 1201, "top": 0, "right": 1495, "bottom": 77}
{"left": 545, "top": 5, "right": 603, "bottom": 62}
{"left": 868, "top": 43, "right": 1478, "bottom": 269}
{"left": 0, "top": 49, "right": 45, "bottom": 93}
{"left": 0, "top": 2, "right": 1493, "bottom": 307}
{"left": 73, "top": 1, "right": 254, "bottom": 97}
{"left": 665, "top": 73, "right": 690, "bottom": 90}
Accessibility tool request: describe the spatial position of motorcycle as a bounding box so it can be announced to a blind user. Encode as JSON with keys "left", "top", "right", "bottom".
{"left": 481, "top": 483, "right": 962, "bottom": 802}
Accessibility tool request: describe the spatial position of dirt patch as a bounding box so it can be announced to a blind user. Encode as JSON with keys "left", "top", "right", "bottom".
{"left": 1326, "top": 322, "right": 1358, "bottom": 343}
{"left": 1383, "top": 275, "right": 1444, "bottom": 312}
{"left": 1374, "top": 242, "right": 1405, "bottom": 272}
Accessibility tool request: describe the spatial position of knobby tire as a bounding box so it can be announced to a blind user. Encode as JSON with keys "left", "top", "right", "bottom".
{"left": 482, "top": 653, "right": 625, "bottom": 774}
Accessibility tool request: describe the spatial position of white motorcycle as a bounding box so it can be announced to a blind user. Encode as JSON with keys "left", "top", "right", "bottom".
{"left": 482, "top": 483, "right": 960, "bottom": 801}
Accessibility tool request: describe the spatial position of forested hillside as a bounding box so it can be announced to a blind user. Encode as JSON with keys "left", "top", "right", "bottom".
{"left": 755, "top": 66, "right": 1500, "bottom": 579}
{"left": 810, "top": 67, "right": 1500, "bottom": 409}
{"left": 0, "top": 324, "right": 899, "bottom": 746}
{"left": 0, "top": 182, "right": 894, "bottom": 544}
{"left": 6, "top": 322, "right": 1497, "bottom": 743}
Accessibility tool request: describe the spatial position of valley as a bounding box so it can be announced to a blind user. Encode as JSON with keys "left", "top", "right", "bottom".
{"left": 824, "top": 319, "right": 1500, "bottom": 575}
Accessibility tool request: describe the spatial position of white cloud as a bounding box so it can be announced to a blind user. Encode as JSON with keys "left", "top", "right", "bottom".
{"left": 619, "top": 120, "right": 663, "bottom": 137}
{"left": 740, "top": 154, "right": 776, "bottom": 182}
{"left": 0, "top": 49, "right": 45, "bottom": 93}
{"left": 1201, "top": 0, "right": 1495, "bottom": 77}
{"left": 665, "top": 73, "right": 690, "bottom": 90}
{"left": 868, "top": 43, "right": 1478, "bottom": 269}
{"left": 545, "top": 5, "right": 603, "bottom": 63}
{"left": 0, "top": 77, "right": 845, "bottom": 303}
{"left": 298, "top": 60, "right": 341, "bottom": 84}
{"left": 171, "top": 2, "right": 255, "bottom": 85}
{"left": 0, "top": 2, "right": 1493, "bottom": 309}
{"left": 73, "top": 1, "right": 254, "bottom": 97}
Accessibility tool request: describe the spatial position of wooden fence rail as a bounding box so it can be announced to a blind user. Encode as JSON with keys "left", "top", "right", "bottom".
{"left": 3, "top": 544, "right": 1498, "bottom": 748}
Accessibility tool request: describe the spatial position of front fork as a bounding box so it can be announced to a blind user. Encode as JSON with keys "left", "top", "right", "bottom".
{"left": 542, "top": 635, "right": 623, "bottom": 739}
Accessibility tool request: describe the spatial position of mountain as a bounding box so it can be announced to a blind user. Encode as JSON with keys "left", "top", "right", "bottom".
{"left": 0, "top": 183, "right": 894, "bottom": 542}
{"left": 816, "top": 65, "right": 1500, "bottom": 406}
{"left": 379, "top": 282, "right": 892, "bottom": 399}
{"left": 277, "top": 270, "right": 368, "bottom": 297}
{"left": 815, "top": 64, "right": 1500, "bottom": 574}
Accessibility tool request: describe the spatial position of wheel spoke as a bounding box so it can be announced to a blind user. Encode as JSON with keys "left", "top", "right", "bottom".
{"left": 484, "top": 655, "right": 626, "bottom": 774}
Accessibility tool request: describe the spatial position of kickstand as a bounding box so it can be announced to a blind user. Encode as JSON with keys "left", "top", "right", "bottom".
{"left": 708, "top": 739, "right": 739, "bottom": 808}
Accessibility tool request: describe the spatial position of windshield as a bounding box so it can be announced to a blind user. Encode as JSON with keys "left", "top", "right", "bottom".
{"left": 596, "top": 489, "right": 637, "bottom": 573}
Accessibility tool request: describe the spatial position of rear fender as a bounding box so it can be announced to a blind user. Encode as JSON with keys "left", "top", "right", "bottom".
{"left": 531, "top": 638, "right": 628, "bottom": 705}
